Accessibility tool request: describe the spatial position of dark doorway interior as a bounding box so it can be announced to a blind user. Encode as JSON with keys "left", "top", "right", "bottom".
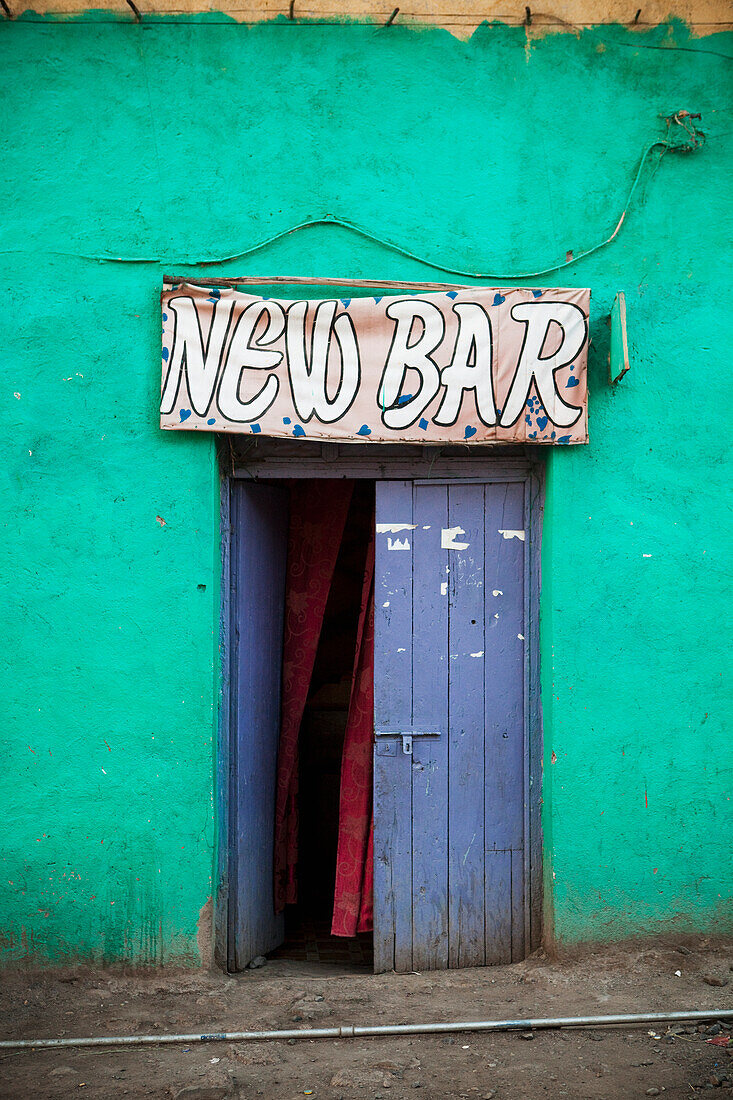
{"left": 270, "top": 480, "right": 375, "bottom": 967}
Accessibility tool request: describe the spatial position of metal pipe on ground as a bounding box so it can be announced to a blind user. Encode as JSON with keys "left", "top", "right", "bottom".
{"left": 1, "top": 1010, "right": 731, "bottom": 1052}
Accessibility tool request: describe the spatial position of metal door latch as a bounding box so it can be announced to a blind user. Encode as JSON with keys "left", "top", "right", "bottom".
{"left": 375, "top": 731, "right": 440, "bottom": 756}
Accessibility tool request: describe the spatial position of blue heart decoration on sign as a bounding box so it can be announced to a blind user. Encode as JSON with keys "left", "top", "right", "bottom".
{"left": 537, "top": 416, "right": 548, "bottom": 431}
{"left": 179, "top": 409, "right": 191, "bottom": 422}
{"left": 492, "top": 293, "right": 505, "bottom": 306}
{"left": 464, "top": 425, "right": 477, "bottom": 439}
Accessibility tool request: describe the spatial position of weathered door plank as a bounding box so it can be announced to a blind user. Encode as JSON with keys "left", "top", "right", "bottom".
{"left": 484, "top": 481, "right": 526, "bottom": 963}
{"left": 411, "top": 484, "right": 450, "bottom": 971}
{"left": 374, "top": 480, "right": 414, "bottom": 974}
{"left": 447, "top": 482, "right": 487, "bottom": 969}
{"left": 484, "top": 850, "right": 513, "bottom": 965}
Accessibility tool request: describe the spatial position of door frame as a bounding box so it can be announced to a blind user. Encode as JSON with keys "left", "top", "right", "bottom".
{"left": 216, "top": 447, "right": 545, "bottom": 970}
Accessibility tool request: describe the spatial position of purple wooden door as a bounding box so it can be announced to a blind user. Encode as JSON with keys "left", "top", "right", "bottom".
{"left": 373, "top": 478, "right": 536, "bottom": 973}
{"left": 228, "top": 482, "right": 288, "bottom": 970}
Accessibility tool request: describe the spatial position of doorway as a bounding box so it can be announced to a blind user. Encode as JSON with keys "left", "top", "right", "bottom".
{"left": 274, "top": 480, "right": 375, "bottom": 968}
{"left": 225, "top": 453, "right": 542, "bottom": 975}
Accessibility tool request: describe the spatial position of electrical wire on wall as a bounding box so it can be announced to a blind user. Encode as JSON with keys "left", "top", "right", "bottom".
{"left": 0, "top": 111, "right": 704, "bottom": 281}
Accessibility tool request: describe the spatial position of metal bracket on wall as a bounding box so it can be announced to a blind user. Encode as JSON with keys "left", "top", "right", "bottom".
{"left": 608, "top": 291, "right": 630, "bottom": 384}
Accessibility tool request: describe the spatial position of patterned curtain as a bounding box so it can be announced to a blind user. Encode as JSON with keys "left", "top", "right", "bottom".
{"left": 273, "top": 481, "right": 354, "bottom": 912}
{"left": 331, "top": 529, "right": 375, "bottom": 936}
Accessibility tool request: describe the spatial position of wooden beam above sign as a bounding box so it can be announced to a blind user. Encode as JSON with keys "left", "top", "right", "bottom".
{"left": 164, "top": 275, "right": 484, "bottom": 292}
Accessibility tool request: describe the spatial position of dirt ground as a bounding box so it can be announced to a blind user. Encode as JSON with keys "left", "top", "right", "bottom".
{"left": 1, "top": 939, "right": 732, "bottom": 1100}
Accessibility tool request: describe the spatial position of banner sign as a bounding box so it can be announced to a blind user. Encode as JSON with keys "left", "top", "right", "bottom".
{"left": 160, "top": 284, "right": 589, "bottom": 445}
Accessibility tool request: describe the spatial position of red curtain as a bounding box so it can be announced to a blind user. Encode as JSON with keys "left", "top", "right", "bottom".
{"left": 273, "top": 481, "right": 354, "bottom": 912}
{"left": 331, "top": 531, "right": 375, "bottom": 936}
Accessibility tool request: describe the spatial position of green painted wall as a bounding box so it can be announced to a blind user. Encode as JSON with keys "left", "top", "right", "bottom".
{"left": 1, "top": 14, "right": 730, "bottom": 965}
